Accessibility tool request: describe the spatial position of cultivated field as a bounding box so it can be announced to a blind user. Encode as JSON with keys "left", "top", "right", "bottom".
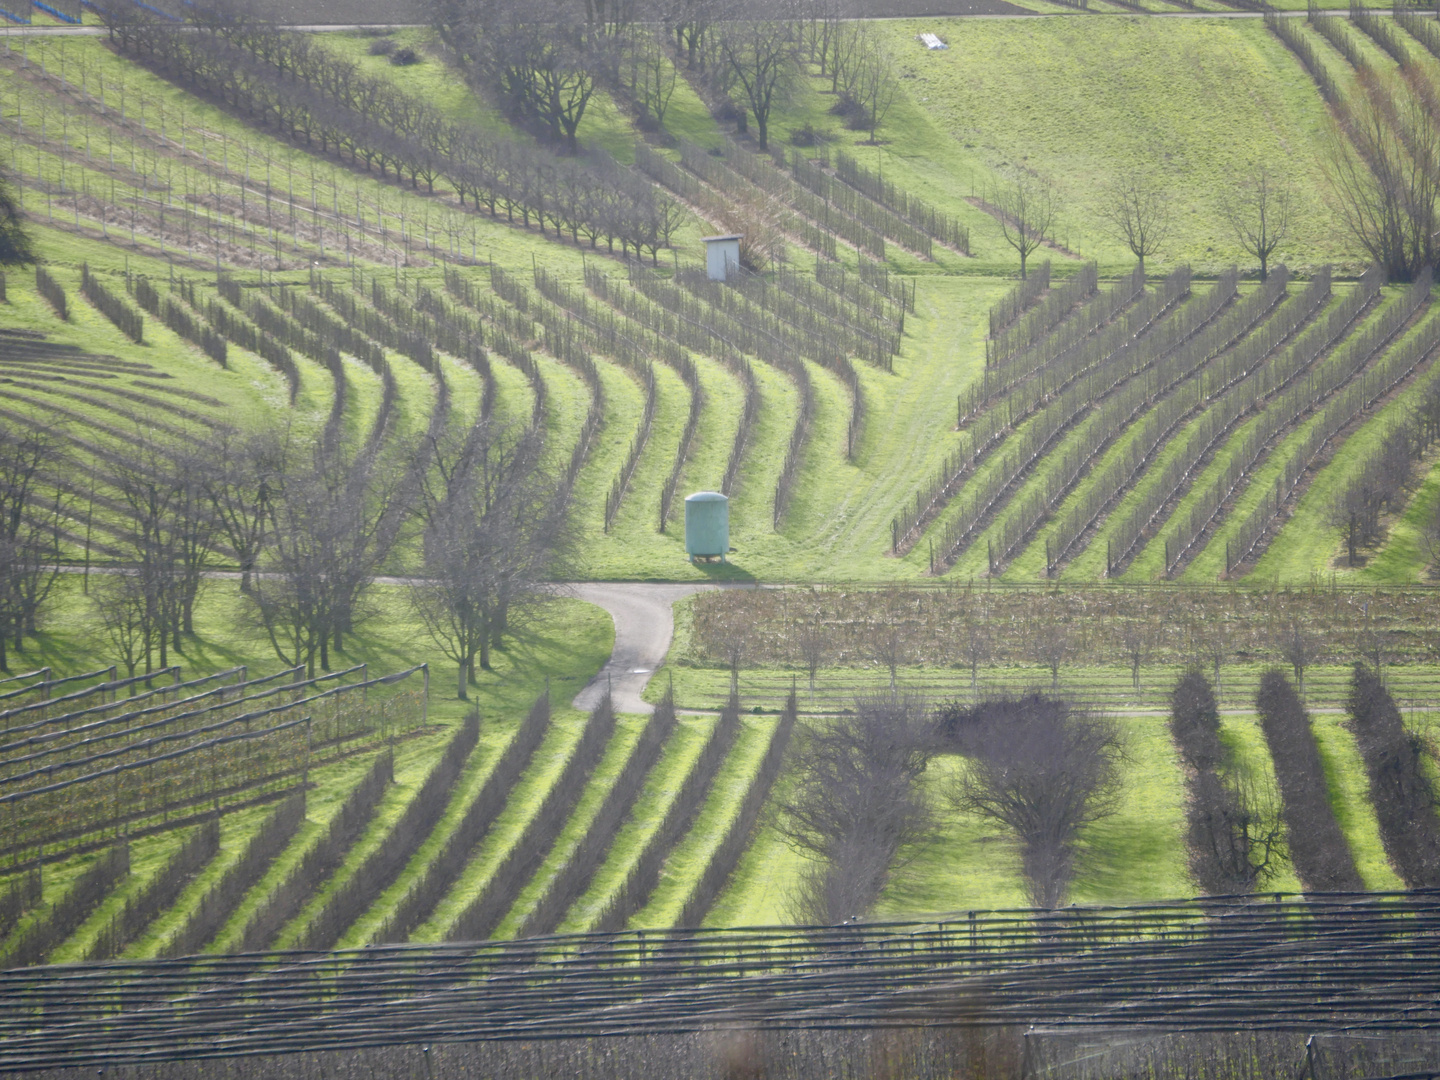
{"left": 3, "top": 0, "right": 1440, "bottom": 1013}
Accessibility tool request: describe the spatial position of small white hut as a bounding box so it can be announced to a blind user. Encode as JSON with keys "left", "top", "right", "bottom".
{"left": 702, "top": 234, "right": 742, "bottom": 282}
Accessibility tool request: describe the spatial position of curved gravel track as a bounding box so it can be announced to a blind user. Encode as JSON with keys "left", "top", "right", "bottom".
{"left": 568, "top": 583, "right": 722, "bottom": 714}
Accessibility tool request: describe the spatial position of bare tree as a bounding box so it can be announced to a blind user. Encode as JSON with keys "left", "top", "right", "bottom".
{"left": 89, "top": 572, "right": 152, "bottom": 683}
{"left": 456, "top": 0, "right": 603, "bottom": 151}
{"left": 716, "top": 17, "right": 799, "bottom": 152}
{"left": 1169, "top": 667, "right": 1286, "bottom": 894}
{"left": 1117, "top": 617, "right": 1154, "bottom": 692}
{"left": 1190, "top": 618, "right": 1227, "bottom": 697}
{"left": 942, "top": 694, "right": 1124, "bottom": 908}
{"left": 958, "top": 609, "right": 992, "bottom": 694}
{"left": 1326, "top": 70, "right": 1440, "bottom": 283}
{"left": 250, "top": 445, "right": 405, "bottom": 676}
{"left": 0, "top": 423, "right": 67, "bottom": 670}
{"left": 993, "top": 170, "right": 1058, "bottom": 280}
{"left": 200, "top": 425, "right": 282, "bottom": 594}
{"left": 849, "top": 32, "right": 898, "bottom": 144}
{"left": 1029, "top": 617, "right": 1070, "bottom": 691}
{"left": 870, "top": 586, "right": 912, "bottom": 689}
{"left": 1099, "top": 171, "right": 1171, "bottom": 272}
{"left": 825, "top": 19, "right": 863, "bottom": 96}
{"left": 1187, "top": 769, "right": 1286, "bottom": 895}
{"left": 779, "top": 691, "right": 934, "bottom": 923}
{"left": 1280, "top": 618, "right": 1316, "bottom": 695}
{"left": 793, "top": 611, "right": 827, "bottom": 698}
{"left": 662, "top": 0, "right": 712, "bottom": 69}
{"left": 411, "top": 420, "right": 568, "bottom": 698}
{"left": 108, "top": 430, "right": 215, "bottom": 671}
{"left": 1221, "top": 164, "right": 1292, "bottom": 282}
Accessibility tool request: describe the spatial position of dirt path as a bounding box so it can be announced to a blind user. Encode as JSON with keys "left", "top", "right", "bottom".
{"left": 569, "top": 583, "right": 724, "bottom": 714}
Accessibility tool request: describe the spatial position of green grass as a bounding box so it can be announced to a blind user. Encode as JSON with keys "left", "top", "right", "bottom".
{"left": 12, "top": 14, "right": 1440, "bottom": 947}
{"left": 631, "top": 716, "right": 774, "bottom": 928}
{"left": 557, "top": 715, "right": 714, "bottom": 934}
{"left": 1216, "top": 715, "right": 1307, "bottom": 893}
{"left": 867, "top": 17, "right": 1357, "bottom": 279}
{"left": 492, "top": 714, "right": 649, "bottom": 938}
{"left": 1311, "top": 713, "right": 1404, "bottom": 890}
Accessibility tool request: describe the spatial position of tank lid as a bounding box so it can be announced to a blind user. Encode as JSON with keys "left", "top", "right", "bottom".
{"left": 685, "top": 491, "right": 728, "bottom": 504}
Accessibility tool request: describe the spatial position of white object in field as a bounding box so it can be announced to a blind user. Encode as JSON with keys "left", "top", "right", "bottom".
{"left": 919, "top": 32, "right": 948, "bottom": 50}
{"left": 702, "top": 234, "right": 742, "bottom": 282}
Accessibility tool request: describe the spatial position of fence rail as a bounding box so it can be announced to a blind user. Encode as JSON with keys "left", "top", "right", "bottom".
{"left": 0, "top": 892, "right": 1439, "bottom": 1070}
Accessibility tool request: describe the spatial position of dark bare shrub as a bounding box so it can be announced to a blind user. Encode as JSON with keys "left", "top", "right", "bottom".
{"left": 1255, "top": 669, "right": 1364, "bottom": 892}
{"left": 1346, "top": 663, "right": 1440, "bottom": 887}
{"left": 779, "top": 691, "right": 933, "bottom": 923}
{"left": 941, "top": 694, "right": 1123, "bottom": 909}
{"left": 1171, "top": 669, "right": 1284, "bottom": 895}
{"left": 1170, "top": 666, "right": 1226, "bottom": 772}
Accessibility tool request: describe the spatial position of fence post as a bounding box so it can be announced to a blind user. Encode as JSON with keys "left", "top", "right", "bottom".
{"left": 421, "top": 664, "right": 429, "bottom": 725}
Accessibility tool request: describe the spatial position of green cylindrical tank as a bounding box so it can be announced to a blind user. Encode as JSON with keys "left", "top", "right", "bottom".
{"left": 684, "top": 491, "right": 729, "bottom": 560}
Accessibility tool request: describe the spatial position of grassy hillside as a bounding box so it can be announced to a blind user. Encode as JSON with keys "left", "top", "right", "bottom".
{"left": 5, "top": 8, "right": 1440, "bottom": 961}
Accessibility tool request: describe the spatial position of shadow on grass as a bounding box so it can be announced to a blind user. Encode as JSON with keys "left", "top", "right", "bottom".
{"left": 690, "top": 560, "right": 758, "bottom": 582}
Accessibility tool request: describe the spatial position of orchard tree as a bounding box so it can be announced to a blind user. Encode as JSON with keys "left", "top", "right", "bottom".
{"left": 779, "top": 691, "right": 934, "bottom": 923}
{"left": 717, "top": 16, "right": 800, "bottom": 151}
{"left": 1100, "top": 170, "right": 1171, "bottom": 272}
{"left": 1221, "top": 164, "right": 1292, "bottom": 282}
{"left": 411, "top": 420, "right": 570, "bottom": 698}
{"left": 993, "top": 169, "right": 1058, "bottom": 280}
{"left": 942, "top": 694, "right": 1123, "bottom": 908}
{"left": 0, "top": 168, "right": 35, "bottom": 267}
{"left": 0, "top": 423, "right": 66, "bottom": 670}
{"left": 1326, "top": 72, "right": 1438, "bottom": 283}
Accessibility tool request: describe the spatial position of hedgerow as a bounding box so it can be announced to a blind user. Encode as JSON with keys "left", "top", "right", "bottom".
{"left": 447, "top": 696, "right": 617, "bottom": 942}
{"left": 238, "top": 750, "right": 392, "bottom": 952}
{"left": 677, "top": 692, "right": 796, "bottom": 929}
{"left": 1161, "top": 265, "right": 1386, "bottom": 576}
{"left": 590, "top": 696, "right": 742, "bottom": 934}
{"left": 833, "top": 148, "right": 971, "bottom": 255}
{"left": 1104, "top": 266, "right": 1306, "bottom": 576}
{"left": 297, "top": 715, "right": 477, "bottom": 951}
{"left": 80, "top": 264, "right": 143, "bottom": 344}
{"left": 517, "top": 693, "right": 680, "bottom": 938}
{"left": 1255, "top": 669, "right": 1364, "bottom": 892}
{"left": 2, "top": 843, "right": 128, "bottom": 969}
{"left": 34, "top": 265, "right": 68, "bottom": 321}
{"left": 377, "top": 695, "right": 551, "bottom": 944}
{"left": 163, "top": 793, "right": 306, "bottom": 957}
{"left": 86, "top": 818, "right": 220, "bottom": 961}
{"left": 1346, "top": 663, "right": 1440, "bottom": 887}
